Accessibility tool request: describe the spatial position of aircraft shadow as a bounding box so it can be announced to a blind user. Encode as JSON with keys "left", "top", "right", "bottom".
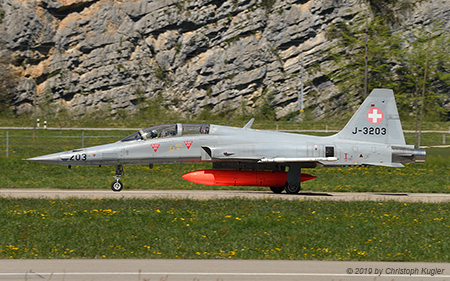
{"left": 256, "top": 191, "right": 333, "bottom": 196}
{"left": 376, "top": 193, "right": 408, "bottom": 196}
{"left": 297, "top": 192, "right": 333, "bottom": 196}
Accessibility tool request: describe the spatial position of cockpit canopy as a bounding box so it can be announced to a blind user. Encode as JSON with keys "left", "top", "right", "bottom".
{"left": 121, "top": 123, "right": 210, "bottom": 142}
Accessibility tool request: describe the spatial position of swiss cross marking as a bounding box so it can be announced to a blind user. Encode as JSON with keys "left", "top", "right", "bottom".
{"left": 151, "top": 144, "right": 160, "bottom": 152}
{"left": 367, "top": 107, "right": 384, "bottom": 124}
{"left": 184, "top": 141, "right": 193, "bottom": 149}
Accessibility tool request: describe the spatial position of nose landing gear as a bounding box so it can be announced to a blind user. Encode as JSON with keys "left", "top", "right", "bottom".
{"left": 111, "top": 165, "right": 124, "bottom": 192}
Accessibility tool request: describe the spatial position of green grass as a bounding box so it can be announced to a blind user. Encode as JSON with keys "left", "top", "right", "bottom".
{"left": 0, "top": 129, "right": 449, "bottom": 193}
{"left": 1, "top": 198, "right": 448, "bottom": 261}
{"left": 1, "top": 128, "right": 448, "bottom": 262}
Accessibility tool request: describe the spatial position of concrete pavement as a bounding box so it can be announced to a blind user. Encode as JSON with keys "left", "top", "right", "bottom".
{"left": 1, "top": 189, "right": 450, "bottom": 202}
{"left": 0, "top": 259, "right": 449, "bottom": 281}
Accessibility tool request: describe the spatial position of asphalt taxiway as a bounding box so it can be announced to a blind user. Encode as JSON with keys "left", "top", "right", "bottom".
{"left": 1, "top": 190, "right": 449, "bottom": 281}
{"left": 0, "top": 259, "right": 449, "bottom": 281}
{"left": 1, "top": 189, "right": 450, "bottom": 202}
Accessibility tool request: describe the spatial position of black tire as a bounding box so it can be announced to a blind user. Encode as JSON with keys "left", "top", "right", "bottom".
{"left": 111, "top": 180, "right": 123, "bottom": 192}
{"left": 284, "top": 183, "right": 300, "bottom": 194}
{"left": 270, "top": 186, "right": 284, "bottom": 194}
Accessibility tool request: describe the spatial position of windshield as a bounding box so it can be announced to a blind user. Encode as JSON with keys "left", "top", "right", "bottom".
{"left": 121, "top": 124, "right": 210, "bottom": 142}
{"left": 182, "top": 124, "right": 210, "bottom": 135}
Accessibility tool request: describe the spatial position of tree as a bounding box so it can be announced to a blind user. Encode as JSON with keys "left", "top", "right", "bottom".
{"left": 325, "top": 16, "right": 401, "bottom": 100}
{"left": 395, "top": 22, "right": 450, "bottom": 146}
{"left": 326, "top": 12, "right": 450, "bottom": 135}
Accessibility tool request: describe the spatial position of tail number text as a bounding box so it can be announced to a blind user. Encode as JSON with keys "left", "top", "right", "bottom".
{"left": 352, "top": 127, "right": 386, "bottom": 135}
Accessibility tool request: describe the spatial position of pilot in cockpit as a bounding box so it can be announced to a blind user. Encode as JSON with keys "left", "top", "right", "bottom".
{"left": 150, "top": 130, "right": 158, "bottom": 138}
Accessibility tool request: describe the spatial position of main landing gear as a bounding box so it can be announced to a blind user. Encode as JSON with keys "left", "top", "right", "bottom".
{"left": 284, "top": 164, "right": 301, "bottom": 194}
{"left": 111, "top": 165, "right": 124, "bottom": 192}
{"left": 269, "top": 183, "right": 301, "bottom": 194}
{"left": 270, "top": 182, "right": 301, "bottom": 194}
{"left": 284, "top": 182, "right": 301, "bottom": 194}
{"left": 270, "top": 164, "right": 302, "bottom": 194}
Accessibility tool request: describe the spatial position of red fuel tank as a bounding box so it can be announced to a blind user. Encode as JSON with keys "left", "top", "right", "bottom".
{"left": 181, "top": 169, "right": 317, "bottom": 186}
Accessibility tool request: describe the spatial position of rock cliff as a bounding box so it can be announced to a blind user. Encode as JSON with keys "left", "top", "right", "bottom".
{"left": 1, "top": 0, "right": 449, "bottom": 120}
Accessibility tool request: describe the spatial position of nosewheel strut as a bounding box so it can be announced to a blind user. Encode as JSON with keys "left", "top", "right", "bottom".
{"left": 111, "top": 165, "right": 124, "bottom": 192}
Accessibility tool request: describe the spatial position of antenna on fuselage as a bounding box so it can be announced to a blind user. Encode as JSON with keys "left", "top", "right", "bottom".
{"left": 243, "top": 118, "right": 255, "bottom": 129}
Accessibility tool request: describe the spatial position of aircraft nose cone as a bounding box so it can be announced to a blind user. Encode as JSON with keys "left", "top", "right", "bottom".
{"left": 26, "top": 154, "right": 61, "bottom": 164}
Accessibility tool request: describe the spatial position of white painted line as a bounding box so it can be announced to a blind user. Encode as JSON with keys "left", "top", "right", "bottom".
{"left": 1, "top": 272, "right": 449, "bottom": 278}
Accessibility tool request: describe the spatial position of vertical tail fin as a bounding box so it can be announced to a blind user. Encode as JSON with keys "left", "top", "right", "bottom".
{"left": 336, "top": 89, "right": 406, "bottom": 145}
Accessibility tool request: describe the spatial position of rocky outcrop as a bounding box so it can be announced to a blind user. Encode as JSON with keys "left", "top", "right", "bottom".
{"left": 1, "top": 0, "right": 449, "bottom": 119}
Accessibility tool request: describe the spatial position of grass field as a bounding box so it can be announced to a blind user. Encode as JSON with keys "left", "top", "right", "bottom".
{"left": 1, "top": 198, "right": 449, "bottom": 261}
{"left": 1, "top": 126, "right": 449, "bottom": 263}
{"left": 0, "top": 128, "right": 449, "bottom": 193}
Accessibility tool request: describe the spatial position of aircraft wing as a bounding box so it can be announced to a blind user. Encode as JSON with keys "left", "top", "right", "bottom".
{"left": 200, "top": 144, "right": 338, "bottom": 164}
{"left": 258, "top": 157, "right": 338, "bottom": 163}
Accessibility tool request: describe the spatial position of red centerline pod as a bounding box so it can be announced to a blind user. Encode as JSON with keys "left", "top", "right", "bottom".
{"left": 181, "top": 170, "right": 317, "bottom": 187}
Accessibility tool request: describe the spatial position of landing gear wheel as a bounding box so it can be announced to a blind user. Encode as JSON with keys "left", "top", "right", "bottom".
{"left": 110, "top": 165, "right": 125, "bottom": 192}
{"left": 284, "top": 183, "right": 300, "bottom": 194}
{"left": 111, "top": 180, "right": 123, "bottom": 192}
{"left": 270, "top": 186, "right": 284, "bottom": 194}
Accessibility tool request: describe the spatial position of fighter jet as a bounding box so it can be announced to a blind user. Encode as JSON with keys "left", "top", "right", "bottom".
{"left": 27, "top": 89, "right": 426, "bottom": 193}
